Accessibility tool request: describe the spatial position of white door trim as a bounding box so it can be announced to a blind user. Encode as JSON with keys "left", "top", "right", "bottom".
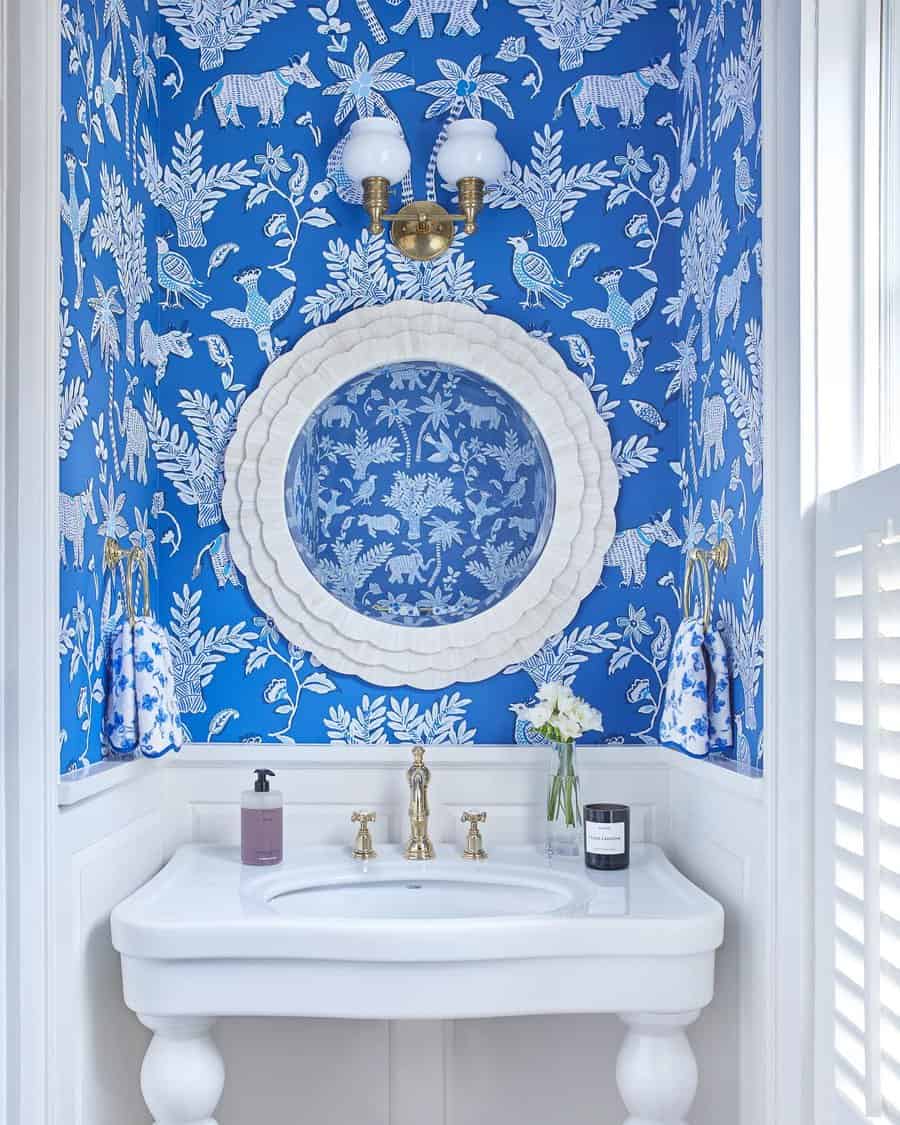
{"left": 762, "top": 0, "right": 816, "bottom": 1123}
{"left": 2, "top": 0, "right": 60, "bottom": 1122}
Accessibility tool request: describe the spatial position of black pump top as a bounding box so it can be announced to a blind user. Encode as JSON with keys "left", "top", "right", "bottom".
{"left": 254, "top": 768, "right": 276, "bottom": 792}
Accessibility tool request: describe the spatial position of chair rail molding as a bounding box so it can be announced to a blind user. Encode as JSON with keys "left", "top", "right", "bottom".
{"left": 2, "top": 0, "right": 61, "bottom": 1122}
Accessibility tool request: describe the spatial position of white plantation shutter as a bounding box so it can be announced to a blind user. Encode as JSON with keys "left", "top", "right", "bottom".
{"left": 817, "top": 463, "right": 900, "bottom": 1123}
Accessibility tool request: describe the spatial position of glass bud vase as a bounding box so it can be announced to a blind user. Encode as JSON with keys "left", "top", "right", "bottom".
{"left": 545, "top": 740, "right": 582, "bottom": 857}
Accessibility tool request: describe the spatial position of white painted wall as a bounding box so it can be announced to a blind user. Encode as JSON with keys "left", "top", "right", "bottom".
{"left": 53, "top": 746, "right": 766, "bottom": 1125}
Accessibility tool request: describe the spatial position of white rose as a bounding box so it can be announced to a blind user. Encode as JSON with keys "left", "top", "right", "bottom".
{"left": 536, "top": 682, "right": 564, "bottom": 707}
{"left": 555, "top": 714, "right": 581, "bottom": 741}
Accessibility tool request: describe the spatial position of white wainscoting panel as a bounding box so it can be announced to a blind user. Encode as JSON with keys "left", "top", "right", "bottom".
{"left": 54, "top": 763, "right": 170, "bottom": 1125}
{"left": 55, "top": 745, "right": 767, "bottom": 1125}
{"left": 665, "top": 755, "right": 768, "bottom": 1125}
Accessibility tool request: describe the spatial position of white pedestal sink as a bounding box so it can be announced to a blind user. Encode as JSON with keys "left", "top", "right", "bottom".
{"left": 112, "top": 843, "right": 723, "bottom": 1125}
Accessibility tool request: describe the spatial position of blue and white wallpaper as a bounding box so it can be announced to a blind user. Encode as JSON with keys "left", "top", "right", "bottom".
{"left": 59, "top": 0, "right": 762, "bottom": 769}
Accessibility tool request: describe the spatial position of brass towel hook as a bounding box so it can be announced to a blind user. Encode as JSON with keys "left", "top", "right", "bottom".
{"left": 682, "top": 541, "right": 729, "bottom": 631}
{"left": 104, "top": 537, "right": 151, "bottom": 626}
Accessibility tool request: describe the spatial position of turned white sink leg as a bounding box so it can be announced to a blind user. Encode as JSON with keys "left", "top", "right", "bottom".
{"left": 616, "top": 1011, "right": 699, "bottom": 1125}
{"left": 138, "top": 1015, "right": 225, "bottom": 1125}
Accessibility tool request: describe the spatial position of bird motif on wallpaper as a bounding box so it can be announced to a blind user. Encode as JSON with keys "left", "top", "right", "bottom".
{"left": 572, "top": 269, "right": 655, "bottom": 365}
{"left": 211, "top": 267, "right": 295, "bottom": 363}
{"left": 507, "top": 237, "right": 572, "bottom": 310}
{"left": 156, "top": 236, "right": 211, "bottom": 310}
{"left": 93, "top": 43, "right": 124, "bottom": 143}
{"left": 341, "top": 475, "right": 377, "bottom": 506}
{"left": 60, "top": 150, "right": 89, "bottom": 309}
{"left": 559, "top": 333, "right": 596, "bottom": 382}
{"left": 732, "top": 146, "right": 757, "bottom": 228}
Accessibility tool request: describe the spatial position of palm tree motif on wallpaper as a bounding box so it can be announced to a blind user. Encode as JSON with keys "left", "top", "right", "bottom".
{"left": 417, "top": 56, "right": 513, "bottom": 201}
{"left": 712, "top": 0, "right": 761, "bottom": 148}
{"left": 87, "top": 277, "right": 124, "bottom": 479}
{"left": 425, "top": 517, "right": 465, "bottom": 587}
{"left": 139, "top": 123, "right": 257, "bottom": 248}
{"left": 166, "top": 585, "right": 257, "bottom": 715}
{"left": 324, "top": 692, "right": 476, "bottom": 744}
{"left": 323, "top": 45, "right": 415, "bottom": 206}
{"left": 144, "top": 389, "right": 245, "bottom": 528}
{"left": 507, "top": 0, "right": 656, "bottom": 71}
{"left": 662, "top": 167, "right": 729, "bottom": 361}
{"left": 157, "top": 0, "right": 296, "bottom": 72}
{"left": 300, "top": 229, "right": 496, "bottom": 324}
{"left": 679, "top": 9, "right": 705, "bottom": 168}
{"left": 488, "top": 125, "right": 615, "bottom": 248}
{"left": 129, "top": 18, "right": 158, "bottom": 183}
{"left": 90, "top": 164, "right": 152, "bottom": 365}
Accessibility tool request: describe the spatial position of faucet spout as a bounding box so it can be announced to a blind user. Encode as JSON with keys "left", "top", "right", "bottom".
{"left": 404, "top": 745, "right": 435, "bottom": 860}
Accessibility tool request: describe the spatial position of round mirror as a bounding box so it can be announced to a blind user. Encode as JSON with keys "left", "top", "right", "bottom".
{"left": 283, "top": 362, "right": 556, "bottom": 627}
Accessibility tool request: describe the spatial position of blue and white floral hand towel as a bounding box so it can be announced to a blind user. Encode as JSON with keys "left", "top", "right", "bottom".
{"left": 660, "top": 617, "right": 733, "bottom": 757}
{"left": 104, "top": 617, "right": 183, "bottom": 759}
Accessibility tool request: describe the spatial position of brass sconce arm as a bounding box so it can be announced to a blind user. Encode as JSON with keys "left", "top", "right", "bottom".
{"left": 360, "top": 176, "right": 487, "bottom": 262}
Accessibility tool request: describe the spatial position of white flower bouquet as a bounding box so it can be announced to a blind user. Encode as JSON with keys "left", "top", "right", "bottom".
{"left": 511, "top": 684, "right": 603, "bottom": 855}
{"left": 510, "top": 681, "right": 604, "bottom": 745}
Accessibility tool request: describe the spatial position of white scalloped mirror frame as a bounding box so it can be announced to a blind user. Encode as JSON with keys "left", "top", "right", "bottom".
{"left": 222, "top": 301, "right": 619, "bottom": 688}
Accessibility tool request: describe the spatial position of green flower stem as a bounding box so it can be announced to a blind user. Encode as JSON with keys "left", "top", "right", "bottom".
{"left": 546, "top": 739, "right": 581, "bottom": 829}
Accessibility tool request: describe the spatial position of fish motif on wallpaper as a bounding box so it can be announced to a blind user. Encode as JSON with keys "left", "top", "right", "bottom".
{"left": 58, "top": 0, "right": 764, "bottom": 769}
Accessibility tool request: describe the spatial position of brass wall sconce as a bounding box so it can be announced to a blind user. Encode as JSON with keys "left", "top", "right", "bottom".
{"left": 342, "top": 117, "right": 508, "bottom": 263}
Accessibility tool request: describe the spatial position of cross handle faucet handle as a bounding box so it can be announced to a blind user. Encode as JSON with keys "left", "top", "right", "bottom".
{"left": 351, "top": 810, "right": 377, "bottom": 861}
{"left": 461, "top": 811, "right": 488, "bottom": 861}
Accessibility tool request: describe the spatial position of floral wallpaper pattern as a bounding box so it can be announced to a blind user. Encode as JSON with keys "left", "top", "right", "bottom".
{"left": 59, "top": 0, "right": 762, "bottom": 768}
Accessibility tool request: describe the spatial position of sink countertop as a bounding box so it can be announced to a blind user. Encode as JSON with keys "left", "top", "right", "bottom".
{"left": 111, "top": 842, "right": 724, "bottom": 963}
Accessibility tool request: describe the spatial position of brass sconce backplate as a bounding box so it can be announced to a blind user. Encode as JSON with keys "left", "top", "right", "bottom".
{"left": 389, "top": 202, "right": 457, "bottom": 262}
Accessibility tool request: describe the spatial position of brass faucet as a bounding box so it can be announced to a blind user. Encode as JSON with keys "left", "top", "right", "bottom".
{"left": 404, "top": 745, "right": 435, "bottom": 860}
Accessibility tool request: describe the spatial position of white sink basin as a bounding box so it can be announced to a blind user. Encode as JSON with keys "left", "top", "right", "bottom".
{"left": 266, "top": 865, "right": 581, "bottom": 920}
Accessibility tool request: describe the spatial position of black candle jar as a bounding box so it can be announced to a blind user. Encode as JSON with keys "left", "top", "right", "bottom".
{"left": 583, "top": 804, "right": 630, "bottom": 870}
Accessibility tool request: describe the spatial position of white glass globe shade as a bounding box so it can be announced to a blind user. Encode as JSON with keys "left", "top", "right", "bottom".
{"left": 342, "top": 118, "right": 411, "bottom": 185}
{"left": 436, "top": 119, "right": 509, "bottom": 186}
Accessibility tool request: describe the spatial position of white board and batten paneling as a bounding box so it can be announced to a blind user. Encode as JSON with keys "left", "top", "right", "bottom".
{"left": 54, "top": 744, "right": 766, "bottom": 1125}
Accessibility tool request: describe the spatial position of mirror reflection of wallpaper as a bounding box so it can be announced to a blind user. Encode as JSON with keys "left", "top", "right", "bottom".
{"left": 284, "top": 363, "right": 555, "bottom": 626}
{"left": 59, "top": 0, "right": 763, "bottom": 766}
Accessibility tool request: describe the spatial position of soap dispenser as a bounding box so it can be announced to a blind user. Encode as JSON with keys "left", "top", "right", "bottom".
{"left": 241, "top": 768, "right": 283, "bottom": 866}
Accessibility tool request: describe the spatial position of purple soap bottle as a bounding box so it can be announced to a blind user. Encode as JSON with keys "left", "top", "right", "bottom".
{"left": 241, "top": 769, "right": 283, "bottom": 866}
